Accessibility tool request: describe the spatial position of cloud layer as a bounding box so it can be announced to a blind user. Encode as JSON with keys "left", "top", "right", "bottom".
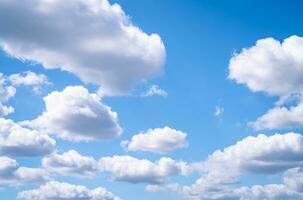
{"left": 0, "top": 0, "right": 165, "bottom": 96}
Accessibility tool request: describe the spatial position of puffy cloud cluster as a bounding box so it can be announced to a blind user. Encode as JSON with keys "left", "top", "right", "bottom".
{"left": 0, "top": 118, "right": 55, "bottom": 157}
{"left": 17, "top": 181, "right": 121, "bottom": 200}
{"left": 229, "top": 35, "right": 303, "bottom": 130}
{"left": 0, "top": 71, "right": 48, "bottom": 115}
{"left": 41, "top": 150, "right": 192, "bottom": 183}
{"left": 0, "top": 156, "right": 49, "bottom": 186}
{"left": 23, "top": 85, "right": 122, "bottom": 141}
{"left": 0, "top": 73, "right": 15, "bottom": 116}
{"left": 121, "top": 127, "right": 188, "bottom": 153}
{"left": 42, "top": 150, "right": 99, "bottom": 177}
{"left": 148, "top": 133, "right": 303, "bottom": 200}
{"left": 0, "top": 0, "right": 166, "bottom": 96}
{"left": 99, "top": 155, "right": 190, "bottom": 184}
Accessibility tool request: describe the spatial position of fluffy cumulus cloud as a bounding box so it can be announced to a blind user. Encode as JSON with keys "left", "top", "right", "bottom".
{"left": 8, "top": 71, "right": 49, "bottom": 93}
{"left": 99, "top": 155, "right": 189, "bottom": 184}
{"left": 229, "top": 35, "right": 303, "bottom": 96}
{"left": 121, "top": 127, "right": 188, "bottom": 153}
{"left": 283, "top": 167, "right": 303, "bottom": 193}
{"left": 0, "top": 156, "right": 49, "bottom": 186}
{"left": 0, "top": 118, "right": 55, "bottom": 157}
{"left": 142, "top": 85, "right": 167, "bottom": 97}
{"left": 42, "top": 150, "right": 99, "bottom": 177}
{"left": 205, "top": 133, "right": 303, "bottom": 174}
{"left": 0, "top": 0, "right": 166, "bottom": 96}
{"left": 148, "top": 133, "right": 303, "bottom": 200}
{"left": 17, "top": 181, "right": 121, "bottom": 200}
{"left": 0, "top": 73, "right": 15, "bottom": 116}
{"left": 22, "top": 85, "right": 122, "bottom": 141}
{"left": 229, "top": 36, "right": 303, "bottom": 130}
{"left": 250, "top": 102, "right": 303, "bottom": 130}
{"left": 8, "top": 71, "right": 48, "bottom": 87}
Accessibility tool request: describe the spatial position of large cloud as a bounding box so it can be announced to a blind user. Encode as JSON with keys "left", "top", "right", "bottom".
{"left": 0, "top": 156, "right": 49, "bottom": 186}
{"left": 149, "top": 182, "right": 303, "bottom": 200}
{"left": 121, "top": 126, "right": 188, "bottom": 153}
{"left": 228, "top": 36, "right": 303, "bottom": 130}
{"left": 17, "top": 181, "right": 121, "bottom": 200}
{"left": 229, "top": 35, "right": 303, "bottom": 96}
{"left": 147, "top": 133, "right": 303, "bottom": 200}
{"left": 205, "top": 133, "right": 303, "bottom": 174}
{"left": 0, "top": 118, "right": 55, "bottom": 157}
{"left": 0, "top": 73, "right": 15, "bottom": 116}
{"left": 22, "top": 85, "right": 122, "bottom": 141}
{"left": 99, "top": 155, "right": 189, "bottom": 184}
{"left": 42, "top": 150, "right": 99, "bottom": 178}
{"left": 0, "top": 0, "right": 166, "bottom": 96}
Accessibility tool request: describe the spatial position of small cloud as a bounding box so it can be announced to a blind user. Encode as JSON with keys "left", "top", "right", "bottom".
{"left": 8, "top": 71, "right": 50, "bottom": 94}
{"left": 142, "top": 85, "right": 167, "bottom": 97}
{"left": 214, "top": 105, "right": 224, "bottom": 117}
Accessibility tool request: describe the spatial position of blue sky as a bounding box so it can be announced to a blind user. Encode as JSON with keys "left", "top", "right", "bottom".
{"left": 1, "top": 0, "right": 303, "bottom": 200}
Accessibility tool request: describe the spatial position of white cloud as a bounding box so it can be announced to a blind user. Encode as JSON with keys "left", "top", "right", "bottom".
{"left": 236, "top": 184, "right": 303, "bottom": 200}
{"left": 99, "top": 155, "right": 189, "bottom": 184}
{"left": 0, "top": 0, "right": 166, "bottom": 96}
{"left": 17, "top": 181, "right": 121, "bottom": 200}
{"left": 142, "top": 85, "right": 167, "bottom": 97}
{"left": 150, "top": 182, "right": 303, "bottom": 200}
{"left": 214, "top": 105, "right": 224, "bottom": 117}
{"left": 8, "top": 71, "right": 49, "bottom": 93}
{"left": 148, "top": 133, "right": 303, "bottom": 200}
{"left": 0, "top": 118, "right": 55, "bottom": 157}
{"left": 22, "top": 85, "right": 122, "bottom": 141}
{"left": 205, "top": 133, "right": 303, "bottom": 174}
{"left": 228, "top": 36, "right": 303, "bottom": 130}
{"left": 249, "top": 102, "right": 303, "bottom": 130}
{"left": 8, "top": 71, "right": 48, "bottom": 86}
{"left": 42, "top": 150, "right": 99, "bottom": 178}
{"left": 283, "top": 167, "right": 303, "bottom": 193}
{"left": 121, "top": 127, "right": 188, "bottom": 154}
{"left": 0, "top": 156, "right": 49, "bottom": 186}
{"left": 229, "top": 35, "right": 303, "bottom": 96}
{"left": 0, "top": 73, "right": 15, "bottom": 116}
